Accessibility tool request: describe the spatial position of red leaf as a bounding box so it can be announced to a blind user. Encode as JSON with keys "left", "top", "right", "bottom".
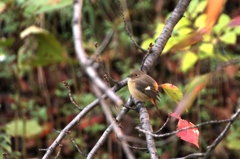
{"left": 169, "top": 112, "right": 181, "bottom": 120}
{"left": 177, "top": 119, "right": 199, "bottom": 148}
{"left": 227, "top": 16, "right": 240, "bottom": 27}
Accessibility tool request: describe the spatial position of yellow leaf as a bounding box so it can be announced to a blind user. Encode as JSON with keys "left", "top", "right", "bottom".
{"left": 161, "top": 83, "right": 183, "bottom": 103}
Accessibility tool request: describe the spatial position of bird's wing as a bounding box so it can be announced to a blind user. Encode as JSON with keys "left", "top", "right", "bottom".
{"left": 135, "top": 79, "right": 159, "bottom": 100}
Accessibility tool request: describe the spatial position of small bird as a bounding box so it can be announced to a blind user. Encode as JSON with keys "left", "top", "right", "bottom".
{"left": 128, "top": 70, "right": 161, "bottom": 116}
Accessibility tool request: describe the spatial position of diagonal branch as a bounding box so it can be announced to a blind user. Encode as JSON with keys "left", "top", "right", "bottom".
{"left": 42, "top": 79, "right": 128, "bottom": 159}
{"left": 204, "top": 108, "right": 240, "bottom": 159}
{"left": 87, "top": 99, "right": 132, "bottom": 158}
{"left": 72, "top": 0, "right": 123, "bottom": 107}
{"left": 91, "top": 84, "right": 135, "bottom": 159}
{"left": 141, "top": 0, "right": 191, "bottom": 73}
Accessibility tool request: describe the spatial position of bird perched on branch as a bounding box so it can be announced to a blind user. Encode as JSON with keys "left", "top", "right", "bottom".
{"left": 127, "top": 70, "right": 161, "bottom": 116}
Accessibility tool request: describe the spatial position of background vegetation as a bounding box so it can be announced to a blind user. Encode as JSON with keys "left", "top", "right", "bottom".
{"left": 0, "top": 0, "right": 240, "bottom": 158}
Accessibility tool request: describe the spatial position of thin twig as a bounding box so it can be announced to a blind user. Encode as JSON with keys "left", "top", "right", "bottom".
{"left": 169, "top": 153, "right": 205, "bottom": 159}
{"left": 63, "top": 81, "right": 82, "bottom": 110}
{"left": 154, "top": 116, "right": 170, "bottom": 134}
{"left": 140, "top": 43, "right": 154, "bottom": 71}
{"left": 87, "top": 98, "right": 132, "bottom": 158}
{"left": 89, "top": 84, "right": 135, "bottom": 159}
{"left": 137, "top": 118, "right": 231, "bottom": 138}
{"left": 204, "top": 108, "right": 240, "bottom": 159}
{"left": 216, "top": 57, "right": 240, "bottom": 71}
{"left": 96, "top": 30, "right": 114, "bottom": 56}
{"left": 127, "top": 144, "right": 148, "bottom": 150}
{"left": 117, "top": 0, "right": 147, "bottom": 53}
{"left": 54, "top": 144, "right": 63, "bottom": 159}
{"left": 97, "top": 56, "right": 118, "bottom": 84}
{"left": 65, "top": 131, "right": 87, "bottom": 157}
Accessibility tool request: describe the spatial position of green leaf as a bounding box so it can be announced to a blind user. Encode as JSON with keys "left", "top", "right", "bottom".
{"left": 213, "top": 14, "right": 231, "bottom": 34}
{"left": 221, "top": 31, "right": 237, "bottom": 44}
{"left": 187, "top": 0, "right": 199, "bottom": 16}
{"left": 0, "top": 38, "right": 15, "bottom": 47}
{"left": 153, "top": 23, "right": 164, "bottom": 39}
{"left": 199, "top": 43, "right": 214, "bottom": 59}
{"left": 227, "top": 139, "right": 240, "bottom": 150}
{"left": 162, "top": 37, "right": 179, "bottom": 54}
{"left": 189, "top": 0, "right": 207, "bottom": 18}
{"left": 20, "top": 25, "right": 67, "bottom": 66}
{"left": 180, "top": 51, "right": 198, "bottom": 73}
{"left": 195, "top": 14, "right": 207, "bottom": 29}
{"left": 23, "top": 0, "right": 72, "bottom": 15}
{"left": 161, "top": 83, "right": 183, "bottom": 103}
{"left": 175, "top": 17, "right": 191, "bottom": 30}
{"left": 233, "top": 27, "right": 240, "bottom": 35}
{"left": 177, "top": 27, "right": 193, "bottom": 35}
{"left": 5, "top": 119, "right": 42, "bottom": 138}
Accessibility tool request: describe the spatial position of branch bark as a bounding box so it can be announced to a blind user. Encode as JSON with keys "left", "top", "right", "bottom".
{"left": 72, "top": 0, "right": 123, "bottom": 107}
{"left": 141, "top": 0, "right": 191, "bottom": 73}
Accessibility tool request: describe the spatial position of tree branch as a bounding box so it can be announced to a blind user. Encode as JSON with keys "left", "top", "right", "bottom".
{"left": 136, "top": 101, "right": 158, "bottom": 159}
{"left": 87, "top": 99, "right": 132, "bottom": 158}
{"left": 90, "top": 84, "right": 135, "bottom": 159}
{"left": 141, "top": 0, "right": 191, "bottom": 73}
{"left": 72, "top": 0, "right": 123, "bottom": 107}
{"left": 42, "top": 79, "right": 127, "bottom": 159}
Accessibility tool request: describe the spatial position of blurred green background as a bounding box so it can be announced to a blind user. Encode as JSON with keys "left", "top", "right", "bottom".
{"left": 0, "top": 0, "right": 240, "bottom": 158}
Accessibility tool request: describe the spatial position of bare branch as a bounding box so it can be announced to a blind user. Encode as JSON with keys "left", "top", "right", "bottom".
{"left": 87, "top": 99, "right": 132, "bottom": 158}
{"left": 94, "top": 30, "right": 114, "bottom": 56}
{"left": 65, "top": 131, "right": 86, "bottom": 157}
{"left": 90, "top": 84, "right": 135, "bottom": 159}
{"left": 42, "top": 78, "right": 127, "bottom": 158}
{"left": 97, "top": 56, "right": 118, "bottom": 84}
{"left": 117, "top": 0, "right": 147, "bottom": 53}
{"left": 169, "top": 153, "right": 205, "bottom": 159}
{"left": 204, "top": 108, "right": 240, "bottom": 159}
{"left": 72, "top": 0, "right": 123, "bottom": 107}
{"left": 154, "top": 116, "right": 170, "bottom": 134}
{"left": 63, "top": 81, "right": 82, "bottom": 110}
{"left": 142, "top": 0, "right": 191, "bottom": 73}
{"left": 54, "top": 144, "right": 62, "bottom": 159}
{"left": 216, "top": 57, "right": 240, "bottom": 71}
{"left": 135, "top": 101, "right": 158, "bottom": 159}
{"left": 137, "top": 118, "right": 231, "bottom": 138}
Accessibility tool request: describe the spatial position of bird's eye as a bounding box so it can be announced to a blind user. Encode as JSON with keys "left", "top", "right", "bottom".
{"left": 135, "top": 74, "right": 138, "bottom": 77}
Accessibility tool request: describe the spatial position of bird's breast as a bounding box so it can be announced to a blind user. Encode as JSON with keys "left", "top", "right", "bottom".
{"left": 128, "top": 79, "right": 149, "bottom": 102}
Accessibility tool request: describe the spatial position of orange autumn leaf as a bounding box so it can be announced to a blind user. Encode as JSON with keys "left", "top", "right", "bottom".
{"left": 177, "top": 119, "right": 200, "bottom": 148}
{"left": 205, "top": 0, "right": 225, "bottom": 32}
{"left": 170, "top": 32, "right": 203, "bottom": 51}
